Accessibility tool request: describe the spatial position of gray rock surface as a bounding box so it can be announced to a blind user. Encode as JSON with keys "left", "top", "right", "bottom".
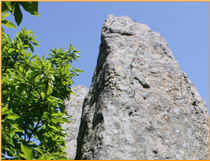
{"left": 75, "top": 15, "right": 209, "bottom": 160}
{"left": 62, "top": 85, "right": 88, "bottom": 159}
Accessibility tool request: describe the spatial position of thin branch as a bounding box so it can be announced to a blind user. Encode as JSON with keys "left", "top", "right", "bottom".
{"left": 27, "top": 110, "right": 43, "bottom": 143}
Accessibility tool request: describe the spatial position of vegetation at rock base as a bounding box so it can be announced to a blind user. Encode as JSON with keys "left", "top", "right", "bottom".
{"left": 1, "top": 2, "right": 83, "bottom": 160}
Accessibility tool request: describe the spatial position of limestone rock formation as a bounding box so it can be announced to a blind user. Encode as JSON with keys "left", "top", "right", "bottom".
{"left": 73, "top": 15, "right": 209, "bottom": 160}
{"left": 61, "top": 85, "right": 88, "bottom": 159}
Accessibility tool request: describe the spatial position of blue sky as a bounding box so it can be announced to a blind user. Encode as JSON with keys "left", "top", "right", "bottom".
{"left": 3, "top": 2, "right": 209, "bottom": 111}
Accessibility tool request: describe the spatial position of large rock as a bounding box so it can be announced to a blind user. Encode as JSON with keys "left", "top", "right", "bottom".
{"left": 75, "top": 15, "right": 209, "bottom": 160}
{"left": 62, "top": 85, "right": 88, "bottom": 159}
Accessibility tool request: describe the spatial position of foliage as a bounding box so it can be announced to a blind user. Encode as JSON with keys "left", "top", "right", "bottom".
{"left": 2, "top": 28, "right": 83, "bottom": 160}
{"left": 2, "top": 2, "right": 40, "bottom": 28}
{"left": 1, "top": 2, "right": 83, "bottom": 160}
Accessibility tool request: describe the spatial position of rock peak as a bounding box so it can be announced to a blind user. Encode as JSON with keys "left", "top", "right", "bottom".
{"left": 64, "top": 15, "right": 209, "bottom": 160}
{"left": 104, "top": 14, "right": 151, "bottom": 36}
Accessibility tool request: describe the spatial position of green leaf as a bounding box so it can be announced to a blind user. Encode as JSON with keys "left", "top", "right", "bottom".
{"left": 47, "top": 85, "right": 53, "bottom": 95}
{"left": 20, "top": 144, "right": 33, "bottom": 160}
{"left": 33, "top": 148, "right": 43, "bottom": 155}
{"left": 5, "top": 2, "right": 12, "bottom": 11}
{"left": 38, "top": 155, "right": 47, "bottom": 160}
{"left": 7, "top": 114, "right": 20, "bottom": 120}
{"left": 46, "top": 155, "right": 55, "bottom": 160}
{"left": 2, "top": 19, "right": 16, "bottom": 28}
{"left": 19, "top": 153, "right": 29, "bottom": 160}
{"left": 20, "top": 2, "right": 40, "bottom": 16}
{"left": 41, "top": 92, "right": 45, "bottom": 100}
{"left": 8, "top": 48, "right": 15, "bottom": 53}
{"left": 2, "top": 104, "right": 9, "bottom": 114}
{"left": 17, "top": 43, "right": 20, "bottom": 50}
{"left": 49, "top": 74, "right": 54, "bottom": 81}
{"left": 60, "top": 105, "right": 65, "bottom": 113}
{"left": 2, "top": 12, "right": 10, "bottom": 19}
{"left": 14, "top": 129, "right": 24, "bottom": 133}
{"left": 26, "top": 29, "right": 34, "bottom": 35}
{"left": 33, "top": 42, "right": 39, "bottom": 47}
{"left": 71, "top": 92, "right": 76, "bottom": 95}
{"left": 29, "top": 71, "right": 41, "bottom": 81}
{"left": 41, "top": 55, "right": 44, "bottom": 62}
{"left": 29, "top": 55, "right": 38, "bottom": 60}
{"left": 56, "top": 156, "right": 68, "bottom": 160}
{"left": 14, "top": 4, "right": 23, "bottom": 26}
{"left": 2, "top": 4, "right": 9, "bottom": 14}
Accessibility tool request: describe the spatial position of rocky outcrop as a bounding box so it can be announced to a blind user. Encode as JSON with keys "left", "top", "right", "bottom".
{"left": 66, "top": 15, "right": 209, "bottom": 160}
{"left": 62, "top": 85, "right": 88, "bottom": 159}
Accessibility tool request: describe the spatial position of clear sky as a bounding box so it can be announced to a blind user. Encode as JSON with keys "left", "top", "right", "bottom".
{"left": 4, "top": 2, "right": 209, "bottom": 111}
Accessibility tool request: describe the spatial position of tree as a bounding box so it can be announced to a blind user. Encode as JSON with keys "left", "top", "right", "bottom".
{"left": 2, "top": 2, "right": 40, "bottom": 28}
{"left": 1, "top": 2, "right": 83, "bottom": 160}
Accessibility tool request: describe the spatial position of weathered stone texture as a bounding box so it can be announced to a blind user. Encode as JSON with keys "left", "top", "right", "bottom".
{"left": 62, "top": 85, "right": 88, "bottom": 159}
{"left": 74, "top": 15, "right": 209, "bottom": 160}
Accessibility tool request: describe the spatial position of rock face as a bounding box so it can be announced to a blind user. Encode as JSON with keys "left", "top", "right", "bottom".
{"left": 74, "top": 15, "right": 209, "bottom": 160}
{"left": 62, "top": 85, "right": 88, "bottom": 159}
